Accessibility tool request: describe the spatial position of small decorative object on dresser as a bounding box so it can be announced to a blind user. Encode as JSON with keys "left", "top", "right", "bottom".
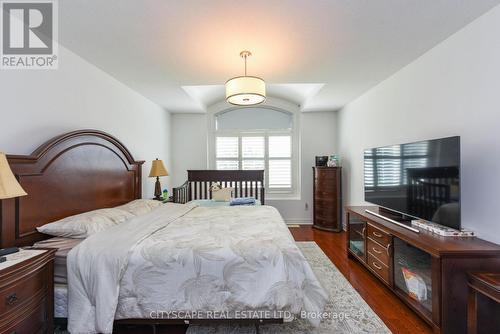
{"left": 327, "top": 154, "right": 340, "bottom": 167}
{"left": 313, "top": 166, "right": 342, "bottom": 232}
{"left": 0, "top": 248, "right": 56, "bottom": 333}
{"left": 149, "top": 158, "right": 169, "bottom": 200}
{"left": 315, "top": 156, "right": 328, "bottom": 167}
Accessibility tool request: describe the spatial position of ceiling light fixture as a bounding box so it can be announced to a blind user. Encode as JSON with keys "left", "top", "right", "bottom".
{"left": 225, "top": 51, "right": 266, "bottom": 106}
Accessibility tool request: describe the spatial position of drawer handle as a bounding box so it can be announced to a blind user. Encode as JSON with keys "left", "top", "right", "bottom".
{"left": 372, "top": 231, "right": 383, "bottom": 238}
{"left": 372, "top": 247, "right": 382, "bottom": 254}
{"left": 387, "top": 243, "right": 392, "bottom": 256}
{"left": 372, "top": 262, "right": 382, "bottom": 270}
{"left": 6, "top": 292, "right": 18, "bottom": 305}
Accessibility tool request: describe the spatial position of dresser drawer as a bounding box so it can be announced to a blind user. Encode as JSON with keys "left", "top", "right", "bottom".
{"left": 2, "top": 299, "right": 47, "bottom": 334}
{"left": 0, "top": 265, "right": 47, "bottom": 315}
{"left": 314, "top": 190, "right": 337, "bottom": 198}
{"left": 367, "top": 224, "right": 391, "bottom": 247}
{"left": 314, "top": 206, "right": 336, "bottom": 217}
{"left": 367, "top": 253, "right": 390, "bottom": 284}
{"left": 314, "top": 198, "right": 336, "bottom": 207}
{"left": 315, "top": 171, "right": 339, "bottom": 181}
{"left": 315, "top": 213, "right": 335, "bottom": 222}
{"left": 314, "top": 217, "right": 330, "bottom": 227}
{"left": 367, "top": 238, "right": 390, "bottom": 266}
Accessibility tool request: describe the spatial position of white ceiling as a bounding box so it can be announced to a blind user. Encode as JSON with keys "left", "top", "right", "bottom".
{"left": 58, "top": 0, "right": 500, "bottom": 113}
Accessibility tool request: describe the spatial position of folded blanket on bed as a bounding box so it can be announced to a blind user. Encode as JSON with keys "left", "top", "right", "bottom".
{"left": 230, "top": 197, "right": 256, "bottom": 206}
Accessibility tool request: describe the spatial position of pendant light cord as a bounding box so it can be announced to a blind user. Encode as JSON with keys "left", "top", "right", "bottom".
{"left": 244, "top": 54, "right": 247, "bottom": 76}
{"left": 239, "top": 50, "right": 252, "bottom": 77}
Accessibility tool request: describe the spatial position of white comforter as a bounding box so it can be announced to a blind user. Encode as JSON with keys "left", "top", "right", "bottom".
{"left": 67, "top": 203, "right": 327, "bottom": 334}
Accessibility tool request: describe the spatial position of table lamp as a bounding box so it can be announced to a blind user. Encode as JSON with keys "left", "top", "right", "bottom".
{"left": 0, "top": 152, "right": 26, "bottom": 258}
{"left": 0, "top": 152, "right": 27, "bottom": 200}
{"left": 149, "top": 158, "right": 168, "bottom": 200}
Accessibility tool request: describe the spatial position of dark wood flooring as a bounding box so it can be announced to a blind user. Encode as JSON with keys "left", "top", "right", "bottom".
{"left": 115, "top": 226, "right": 432, "bottom": 334}
{"left": 290, "top": 226, "right": 432, "bottom": 334}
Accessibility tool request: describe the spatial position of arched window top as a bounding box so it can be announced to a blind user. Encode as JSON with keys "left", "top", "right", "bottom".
{"left": 208, "top": 100, "right": 300, "bottom": 198}
{"left": 216, "top": 107, "right": 293, "bottom": 131}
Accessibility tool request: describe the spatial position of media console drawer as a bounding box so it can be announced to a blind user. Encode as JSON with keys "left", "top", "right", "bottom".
{"left": 367, "top": 223, "right": 391, "bottom": 247}
{"left": 367, "top": 238, "right": 390, "bottom": 265}
{"left": 367, "top": 253, "right": 390, "bottom": 284}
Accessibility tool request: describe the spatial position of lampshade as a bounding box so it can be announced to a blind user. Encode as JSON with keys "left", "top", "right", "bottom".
{"left": 0, "top": 152, "right": 27, "bottom": 199}
{"left": 225, "top": 50, "right": 266, "bottom": 106}
{"left": 149, "top": 159, "right": 169, "bottom": 177}
{"left": 226, "top": 76, "right": 266, "bottom": 106}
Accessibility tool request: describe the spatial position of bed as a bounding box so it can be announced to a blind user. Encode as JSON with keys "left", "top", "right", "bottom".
{"left": 1, "top": 130, "right": 327, "bottom": 333}
{"left": 173, "top": 170, "right": 265, "bottom": 204}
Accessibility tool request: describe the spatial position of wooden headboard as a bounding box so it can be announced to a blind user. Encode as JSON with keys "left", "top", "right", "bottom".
{"left": 173, "top": 170, "right": 265, "bottom": 204}
{"left": 0, "top": 130, "right": 144, "bottom": 248}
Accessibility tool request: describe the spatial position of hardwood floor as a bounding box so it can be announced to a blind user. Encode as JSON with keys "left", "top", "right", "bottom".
{"left": 289, "top": 226, "right": 432, "bottom": 334}
{"left": 115, "top": 226, "right": 432, "bottom": 334}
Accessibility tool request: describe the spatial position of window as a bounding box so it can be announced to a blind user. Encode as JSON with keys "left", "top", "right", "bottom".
{"left": 268, "top": 136, "right": 292, "bottom": 189}
{"left": 216, "top": 137, "right": 239, "bottom": 169}
{"left": 215, "top": 134, "right": 293, "bottom": 190}
{"left": 212, "top": 107, "right": 298, "bottom": 196}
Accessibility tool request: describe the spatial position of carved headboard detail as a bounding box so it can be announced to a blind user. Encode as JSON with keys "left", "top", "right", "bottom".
{"left": 0, "top": 130, "right": 144, "bottom": 248}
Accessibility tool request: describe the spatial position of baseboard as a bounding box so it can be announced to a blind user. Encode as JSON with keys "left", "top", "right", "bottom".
{"left": 285, "top": 219, "right": 312, "bottom": 225}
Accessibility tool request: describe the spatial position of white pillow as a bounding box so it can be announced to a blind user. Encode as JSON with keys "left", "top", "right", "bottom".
{"left": 117, "top": 199, "right": 163, "bottom": 216}
{"left": 213, "top": 187, "right": 233, "bottom": 202}
{"left": 37, "top": 208, "right": 134, "bottom": 238}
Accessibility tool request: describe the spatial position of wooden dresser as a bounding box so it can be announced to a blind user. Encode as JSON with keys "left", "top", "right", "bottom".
{"left": 0, "top": 248, "right": 56, "bottom": 334}
{"left": 312, "top": 167, "right": 342, "bottom": 232}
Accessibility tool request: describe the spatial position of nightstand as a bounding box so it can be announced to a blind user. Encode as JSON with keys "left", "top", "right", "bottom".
{"left": 0, "top": 248, "right": 56, "bottom": 333}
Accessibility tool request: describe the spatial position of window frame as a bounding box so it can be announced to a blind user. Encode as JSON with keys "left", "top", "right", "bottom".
{"left": 208, "top": 104, "right": 301, "bottom": 200}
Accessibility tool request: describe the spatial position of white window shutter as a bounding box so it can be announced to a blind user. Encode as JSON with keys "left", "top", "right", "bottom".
{"left": 269, "top": 160, "right": 292, "bottom": 188}
{"left": 269, "top": 136, "right": 291, "bottom": 158}
{"left": 216, "top": 137, "right": 238, "bottom": 158}
{"left": 242, "top": 137, "right": 264, "bottom": 158}
{"left": 215, "top": 134, "right": 293, "bottom": 191}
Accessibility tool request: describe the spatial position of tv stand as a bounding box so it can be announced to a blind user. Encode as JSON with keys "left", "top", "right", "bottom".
{"left": 346, "top": 206, "right": 500, "bottom": 334}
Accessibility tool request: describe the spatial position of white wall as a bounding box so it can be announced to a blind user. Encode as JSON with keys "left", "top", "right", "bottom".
{"left": 268, "top": 111, "right": 338, "bottom": 224}
{"left": 171, "top": 110, "right": 337, "bottom": 224}
{"left": 337, "top": 5, "right": 500, "bottom": 244}
{"left": 171, "top": 113, "right": 208, "bottom": 188}
{"left": 0, "top": 45, "right": 171, "bottom": 197}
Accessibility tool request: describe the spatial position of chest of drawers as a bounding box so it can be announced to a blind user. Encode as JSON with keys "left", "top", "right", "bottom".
{"left": 313, "top": 167, "right": 342, "bottom": 232}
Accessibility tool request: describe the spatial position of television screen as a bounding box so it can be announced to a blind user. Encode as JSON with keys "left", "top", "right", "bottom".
{"left": 364, "top": 136, "right": 460, "bottom": 230}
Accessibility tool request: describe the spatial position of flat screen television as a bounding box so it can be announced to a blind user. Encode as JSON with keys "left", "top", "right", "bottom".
{"left": 364, "top": 136, "right": 460, "bottom": 230}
